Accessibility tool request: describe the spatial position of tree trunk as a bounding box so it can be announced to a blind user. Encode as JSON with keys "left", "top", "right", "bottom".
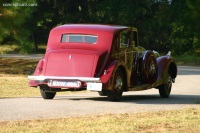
{"left": 32, "top": 32, "right": 38, "bottom": 52}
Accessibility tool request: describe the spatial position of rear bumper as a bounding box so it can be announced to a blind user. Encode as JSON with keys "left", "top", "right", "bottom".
{"left": 28, "top": 76, "right": 101, "bottom": 82}
{"left": 28, "top": 76, "right": 102, "bottom": 91}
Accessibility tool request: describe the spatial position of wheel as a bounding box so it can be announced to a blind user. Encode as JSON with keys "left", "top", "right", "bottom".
{"left": 159, "top": 76, "right": 172, "bottom": 98}
{"left": 40, "top": 85, "right": 56, "bottom": 99}
{"left": 142, "top": 50, "right": 157, "bottom": 84}
{"left": 107, "top": 69, "right": 125, "bottom": 101}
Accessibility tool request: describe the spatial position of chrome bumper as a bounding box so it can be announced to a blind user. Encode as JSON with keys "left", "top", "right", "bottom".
{"left": 28, "top": 76, "right": 101, "bottom": 82}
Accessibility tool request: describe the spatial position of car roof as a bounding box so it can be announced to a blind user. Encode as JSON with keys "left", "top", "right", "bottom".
{"left": 52, "top": 24, "right": 128, "bottom": 33}
{"left": 46, "top": 24, "right": 136, "bottom": 51}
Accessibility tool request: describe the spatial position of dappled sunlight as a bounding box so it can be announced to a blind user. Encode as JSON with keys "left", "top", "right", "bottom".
{"left": 0, "top": 58, "right": 37, "bottom": 75}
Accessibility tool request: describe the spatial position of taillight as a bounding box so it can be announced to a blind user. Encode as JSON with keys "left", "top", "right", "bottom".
{"left": 37, "top": 59, "right": 44, "bottom": 73}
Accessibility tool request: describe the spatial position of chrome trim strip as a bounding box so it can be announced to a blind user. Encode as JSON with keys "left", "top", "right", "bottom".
{"left": 28, "top": 76, "right": 101, "bottom": 82}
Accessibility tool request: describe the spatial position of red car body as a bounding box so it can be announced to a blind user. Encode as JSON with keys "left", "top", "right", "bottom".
{"left": 28, "top": 24, "right": 177, "bottom": 101}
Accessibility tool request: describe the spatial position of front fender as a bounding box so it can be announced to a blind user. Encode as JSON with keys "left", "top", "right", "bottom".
{"left": 100, "top": 60, "right": 119, "bottom": 83}
{"left": 156, "top": 55, "right": 177, "bottom": 81}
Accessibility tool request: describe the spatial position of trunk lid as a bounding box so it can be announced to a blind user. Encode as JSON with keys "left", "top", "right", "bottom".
{"left": 43, "top": 49, "right": 105, "bottom": 77}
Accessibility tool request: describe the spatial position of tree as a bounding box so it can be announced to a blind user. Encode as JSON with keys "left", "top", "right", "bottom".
{"left": 1, "top": 0, "right": 199, "bottom": 55}
{"left": 169, "top": 0, "right": 200, "bottom": 55}
{"left": 0, "top": 0, "right": 37, "bottom": 53}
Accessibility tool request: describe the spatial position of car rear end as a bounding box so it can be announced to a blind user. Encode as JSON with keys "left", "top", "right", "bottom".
{"left": 28, "top": 24, "right": 126, "bottom": 99}
{"left": 28, "top": 48, "right": 107, "bottom": 91}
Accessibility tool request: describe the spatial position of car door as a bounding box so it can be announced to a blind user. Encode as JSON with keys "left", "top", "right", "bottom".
{"left": 129, "top": 29, "right": 140, "bottom": 86}
{"left": 110, "top": 29, "right": 138, "bottom": 87}
{"left": 119, "top": 29, "right": 136, "bottom": 87}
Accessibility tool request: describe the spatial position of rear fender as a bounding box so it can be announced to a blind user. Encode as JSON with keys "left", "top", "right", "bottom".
{"left": 100, "top": 60, "right": 118, "bottom": 83}
{"left": 29, "top": 59, "right": 44, "bottom": 87}
{"left": 33, "top": 58, "right": 44, "bottom": 76}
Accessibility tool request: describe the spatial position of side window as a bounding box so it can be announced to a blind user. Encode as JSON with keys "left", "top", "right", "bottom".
{"left": 120, "top": 30, "right": 130, "bottom": 48}
{"left": 132, "top": 30, "right": 138, "bottom": 47}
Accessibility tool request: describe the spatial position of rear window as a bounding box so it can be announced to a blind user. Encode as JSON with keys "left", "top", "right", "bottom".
{"left": 61, "top": 34, "right": 97, "bottom": 44}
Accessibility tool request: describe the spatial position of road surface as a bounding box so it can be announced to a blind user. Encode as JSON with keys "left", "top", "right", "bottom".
{"left": 0, "top": 66, "right": 200, "bottom": 121}
{"left": 0, "top": 54, "right": 44, "bottom": 60}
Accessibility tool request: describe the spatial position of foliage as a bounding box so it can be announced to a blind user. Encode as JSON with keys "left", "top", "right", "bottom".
{"left": 169, "top": 0, "right": 199, "bottom": 55}
{"left": 174, "top": 55, "right": 200, "bottom": 66}
{"left": 0, "top": 0, "right": 37, "bottom": 53}
{"left": 0, "top": 0, "right": 199, "bottom": 55}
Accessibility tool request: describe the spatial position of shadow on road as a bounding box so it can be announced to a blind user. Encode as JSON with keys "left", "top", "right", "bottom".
{"left": 53, "top": 94, "right": 200, "bottom": 105}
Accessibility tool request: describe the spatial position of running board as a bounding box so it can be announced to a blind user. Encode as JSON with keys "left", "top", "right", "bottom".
{"left": 128, "top": 84, "right": 151, "bottom": 91}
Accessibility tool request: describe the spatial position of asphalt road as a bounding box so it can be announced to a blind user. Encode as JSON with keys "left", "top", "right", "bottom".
{"left": 0, "top": 66, "right": 200, "bottom": 121}
{"left": 0, "top": 54, "right": 44, "bottom": 60}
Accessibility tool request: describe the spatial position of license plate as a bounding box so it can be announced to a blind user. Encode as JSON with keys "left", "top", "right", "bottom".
{"left": 48, "top": 80, "right": 81, "bottom": 88}
{"left": 87, "top": 83, "right": 102, "bottom": 91}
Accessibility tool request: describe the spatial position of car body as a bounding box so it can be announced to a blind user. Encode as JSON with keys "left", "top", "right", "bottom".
{"left": 28, "top": 24, "right": 177, "bottom": 101}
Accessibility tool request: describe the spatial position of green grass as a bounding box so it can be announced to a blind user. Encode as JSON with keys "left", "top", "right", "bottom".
{"left": 0, "top": 58, "right": 40, "bottom": 97}
{"left": 0, "top": 108, "right": 199, "bottom": 133}
{"left": 174, "top": 55, "right": 200, "bottom": 66}
{"left": 0, "top": 75, "right": 40, "bottom": 97}
{"left": 0, "top": 44, "right": 46, "bottom": 54}
{"left": 0, "top": 44, "right": 19, "bottom": 54}
{"left": 0, "top": 58, "right": 38, "bottom": 75}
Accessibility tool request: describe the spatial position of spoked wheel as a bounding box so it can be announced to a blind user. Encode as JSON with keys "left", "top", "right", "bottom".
{"left": 159, "top": 76, "right": 172, "bottom": 98}
{"left": 142, "top": 51, "right": 157, "bottom": 84}
{"left": 40, "top": 85, "right": 56, "bottom": 99}
{"left": 107, "top": 69, "right": 125, "bottom": 101}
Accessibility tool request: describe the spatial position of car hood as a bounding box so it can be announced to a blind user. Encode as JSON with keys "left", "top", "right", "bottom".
{"left": 43, "top": 49, "right": 108, "bottom": 77}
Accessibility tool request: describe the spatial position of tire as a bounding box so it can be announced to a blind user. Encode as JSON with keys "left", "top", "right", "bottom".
{"left": 107, "top": 69, "right": 125, "bottom": 101}
{"left": 98, "top": 90, "right": 107, "bottom": 96}
{"left": 142, "top": 51, "right": 157, "bottom": 84}
{"left": 40, "top": 86, "right": 56, "bottom": 99}
{"left": 159, "top": 76, "right": 172, "bottom": 98}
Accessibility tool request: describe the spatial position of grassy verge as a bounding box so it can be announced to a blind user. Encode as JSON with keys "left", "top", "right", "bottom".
{"left": 0, "top": 108, "right": 199, "bottom": 133}
{"left": 0, "top": 58, "right": 39, "bottom": 97}
{"left": 0, "top": 58, "right": 38, "bottom": 75}
{"left": 174, "top": 55, "right": 200, "bottom": 66}
{"left": 0, "top": 75, "right": 40, "bottom": 97}
{"left": 0, "top": 44, "right": 46, "bottom": 54}
{"left": 0, "top": 44, "right": 19, "bottom": 54}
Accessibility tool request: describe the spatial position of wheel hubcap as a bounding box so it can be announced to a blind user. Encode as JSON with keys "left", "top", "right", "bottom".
{"left": 149, "top": 61, "right": 156, "bottom": 76}
{"left": 166, "top": 77, "right": 172, "bottom": 94}
{"left": 168, "top": 77, "right": 172, "bottom": 89}
{"left": 115, "top": 76, "right": 123, "bottom": 91}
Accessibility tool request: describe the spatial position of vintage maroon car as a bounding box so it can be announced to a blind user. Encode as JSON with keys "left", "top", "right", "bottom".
{"left": 28, "top": 24, "right": 177, "bottom": 101}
